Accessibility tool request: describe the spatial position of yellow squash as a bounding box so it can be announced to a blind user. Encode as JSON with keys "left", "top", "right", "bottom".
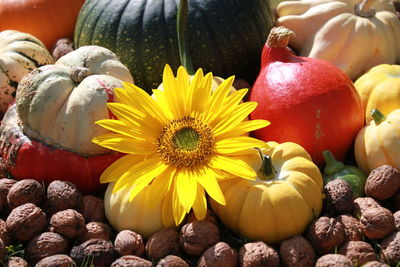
{"left": 355, "top": 109, "right": 400, "bottom": 173}
{"left": 210, "top": 141, "right": 323, "bottom": 244}
{"left": 355, "top": 64, "right": 400, "bottom": 123}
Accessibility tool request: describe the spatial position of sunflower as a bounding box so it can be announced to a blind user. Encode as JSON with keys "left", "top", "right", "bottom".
{"left": 92, "top": 64, "right": 270, "bottom": 225}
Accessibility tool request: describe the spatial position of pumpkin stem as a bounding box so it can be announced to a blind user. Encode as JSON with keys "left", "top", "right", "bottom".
{"left": 177, "top": 0, "right": 195, "bottom": 75}
{"left": 371, "top": 109, "right": 387, "bottom": 125}
{"left": 355, "top": 0, "right": 376, "bottom": 18}
{"left": 70, "top": 67, "right": 91, "bottom": 83}
{"left": 258, "top": 149, "right": 276, "bottom": 180}
{"left": 323, "top": 150, "right": 345, "bottom": 175}
{"left": 266, "top": 26, "right": 294, "bottom": 48}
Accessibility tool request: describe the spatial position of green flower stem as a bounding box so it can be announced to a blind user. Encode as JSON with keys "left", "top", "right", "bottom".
{"left": 177, "top": 0, "right": 195, "bottom": 75}
{"left": 371, "top": 109, "right": 387, "bottom": 125}
{"left": 323, "top": 150, "right": 345, "bottom": 175}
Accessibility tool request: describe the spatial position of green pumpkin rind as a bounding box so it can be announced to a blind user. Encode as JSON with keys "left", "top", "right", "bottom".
{"left": 74, "top": 0, "right": 274, "bottom": 93}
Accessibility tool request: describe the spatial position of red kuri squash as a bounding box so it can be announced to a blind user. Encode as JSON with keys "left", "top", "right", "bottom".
{"left": 249, "top": 27, "right": 364, "bottom": 165}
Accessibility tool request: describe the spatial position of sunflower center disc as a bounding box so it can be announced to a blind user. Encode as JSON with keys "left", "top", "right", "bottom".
{"left": 158, "top": 116, "right": 214, "bottom": 168}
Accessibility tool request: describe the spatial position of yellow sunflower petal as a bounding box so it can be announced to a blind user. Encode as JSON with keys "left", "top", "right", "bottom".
{"left": 95, "top": 119, "right": 145, "bottom": 139}
{"left": 176, "top": 168, "right": 197, "bottom": 213}
{"left": 211, "top": 102, "right": 258, "bottom": 136}
{"left": 189, "top": 70, "right": 210, "bottom": 116}
{"left": 148, "top": 167, "right": 175, "bottom": 207}
{"left": 162, "top": 190, "right": 175, "bottom": 226}
{"left": 209, "top": 155, "right": 257, "bottom": 180}
{"left": 192, "top": 184, "right": 207, "bottom": 221}
{"left": 215, "top": 120, "right": 271, "bottom": 140}
{"left": 172, "top": 181, "right": 186, "bottom": 225}
{"left": 151, "top": 89, "right": 174, "bottom": 121}
{"left": 162, "top": 65, "right": 184, "bottom": 118}
{"left": 128, "top": 173, "right": 159, "bottom": 201}
{"left": 92, "top": 133, "right": 154, "bottom": 154}
{"left": 215, "top": 137, "right": 268, "bottom": 154}
{"left": 114, "top": 87, "right": 136, "bottom": 107}
{"left": 112, "top": 155, "right": 167, "bottom": 192}
{"left": 100, "top": 154, "right": 145, "bottom": 183}
{"left": 196, "top": 167, "right": 226, "bottom": 205}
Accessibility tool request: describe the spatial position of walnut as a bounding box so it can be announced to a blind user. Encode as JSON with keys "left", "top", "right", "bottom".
{"left": 394, "top": 210, "right": 400, "bottom": 231}
{"left": 279, "top": 235, "right": 316, "bottom": 267}
{"left": 145, "top": 228, "right": 180, "bottom": 261}
{"left": 0, "top": 219, "right": 11, "bottom": 245}
{"left": 49, "top": 209, "right": 86, "bottom": 238}
{"left": 35, "top": 254, "right": 76, "bottom": 267}
{"left": 338, "top": 241, "right": 377, "bottom": 266}
{"left": 81, "top": 195, "right": 106, "bottom": 223}
{"left": 380, "top": 231, "right": 400, "bottom": 265}
{"left": 239, "top": 241, "right": 280, "bottom": 267}
{"left": 78, "top": 221, "right": 111, "bottom": 244}
{"left": 306, "top": 216, "right": 346, "bottom": 254}
{"left": 114, "top": 230, "right": 144, "bottom": 257}
{"left": 27, "top": 232, "right": 69, "bottom": 264}
{"left": 336, "top": 214, "right": 363, "bottom": 241}
{"left": 324, "top": 179, "right": 354, "bottom": 215}
{"left": 185, "top": 209, "right": 218, "bottom": 224}
{"left": 362, "top": 261, "right": 390, "bottom": 267}
{"left": 111, "top": 255, "right": 152, "bottom": 267}
{"left": 365, "top": 165, "right": 400, "bottom": 200}
{"left": 180, "top": 221, "right": 219, "bottom": 256}
{"left": 0, "top": 178, "right": 17, "bottom": 212}
{"left": 70, "top": 238, "right": 118, "bottom": 267}
{"left": 6, "top": 256, "right": 29, "bottom": 267}
{"left": 7, "top": 179, "right": 45, "bottom": 209}
{"left": 0, "top": 238, "right": 5, "bottom": 260}
{"left": 359, "top": 207, "right": 395, "bottom": 240}
{"left": 6, "top": 203, "right": 47, "bottom": 242}
{"left": 353, "top": 197, "right": 382, "bottom": 218}
{"left": 156, "top": 255, "right": 189, "bottom": 267}
{"left": 315, "top": 254, "right": 353, "bottom": 267}
{"left": 198, "top": 242, "right": 238, "bottom": 267}
{"left": 51, "top": 38, "right": 74, "bottom": 61}
{"left": 45, "top": 180, "right": 83, "bottom": 215}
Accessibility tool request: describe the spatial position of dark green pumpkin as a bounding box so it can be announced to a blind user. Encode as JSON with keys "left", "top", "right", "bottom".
{"left": 74, "top": 0, "right": 273, "bottom": 93}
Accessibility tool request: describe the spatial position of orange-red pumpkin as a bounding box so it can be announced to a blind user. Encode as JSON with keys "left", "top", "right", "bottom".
{"left": 0, "top": 0, "right": 85, "bottom": 49}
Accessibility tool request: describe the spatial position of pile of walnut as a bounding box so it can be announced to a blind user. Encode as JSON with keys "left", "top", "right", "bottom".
{"left": 0, "top": 164, "right": 398, "bottom": 266}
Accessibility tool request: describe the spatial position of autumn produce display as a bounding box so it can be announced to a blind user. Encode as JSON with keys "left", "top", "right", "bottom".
{"left": 0, "top": 0, "right": 398, "bottom": 266}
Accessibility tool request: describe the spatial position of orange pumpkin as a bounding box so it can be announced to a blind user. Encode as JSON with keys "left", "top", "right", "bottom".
{"left": 0, "top": 0, "right": 85, "bottom": 49}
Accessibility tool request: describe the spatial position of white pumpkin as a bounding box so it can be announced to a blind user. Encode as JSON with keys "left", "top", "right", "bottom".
{"left": 0, "top": 30, "right": 54, "bottom": 113}
{"left": 277, "top": 0, "right": 400, "bottom": 80}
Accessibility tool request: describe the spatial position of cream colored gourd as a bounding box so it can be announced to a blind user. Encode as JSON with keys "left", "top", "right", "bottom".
{"left": 16, "top": 46, "right": 133, "bottom": 156}
{"left": 0, "top": 30, "right": 54, "bottom": 113}
{"left": 277, "top": 0, "right": 400, "bottom": 80}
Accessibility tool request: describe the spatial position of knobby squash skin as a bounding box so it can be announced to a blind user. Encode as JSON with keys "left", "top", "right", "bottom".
{"left": 74, "top": 0, "right": 274, "bottom": 93}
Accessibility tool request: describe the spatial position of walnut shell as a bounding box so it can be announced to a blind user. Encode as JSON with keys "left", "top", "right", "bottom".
{"left": 353, "top": 197, "right": 382, "bottom": 218}
{"left": 0, "top": 219, "right": 11, "bottom": 245}
{"left": 0, "top": 178, "right": 17, "bottom": 212}
{"left": 359, "top": 207, "right": 395, "bottom": 240}
{"left": 180, "top": 221, "right": 220, "bottom": 256}
{"left": 45, "top": 180, "right": 83, "bottom": 215}
{"left": 197, "top": 242, "right": 238, "bottom": 267}
{"left": 0, "top": 238, "right": 5, "bottom": 260}
{"left": 6, "top": 203, "right": 47, "bottom": 242}
{"left": 315, "top": 254, "right": 353, "bottom": 267}
{"left": 7, "top": 179, "right": 45, "bottom": 209}
{"left": 338, "top": 241, "right": 377, "bottom": 266}
{"left": 111, "top": 255, "right": 152, "bottom": 267}
{"left": 70, "top": 238, "right": 118, "bottom": 267}
{"left": 362, "top": 261, "right": 390, "bottom": 267}
{"left": 324, "top": 179, "right": 354, "bottom": 214}
{"left": 394, "top": 210, "right": 400, "bottom": 231}
{"left": 6, "top": 256, "right": 29, "bottom": 267}
{"left": 27, "top": 232, "right": 69, "bottom": 264}
{"left": 78, "top": 221, "right": 111, "bottom": 244}
{"left": 81, "top": 195, "right": 106, "bottom": 223}
{"left": 185, "top": 209, "right": 218, "bottom": 224}
{"left": 114, "top": 230, "right": 144, "bottom": 257}
{"left": 306, "top": 216, "right": 346, "bottom": 255}
{"left": 336, "top": 214, "right": 363, "bottom": 241}
{"left": 51, "top": 38, "right": 74, "bottom": 61}
{"left": 239, "top": 241, "right": 280, "bottom": 267}
{"left": 146, "top": 228, "right": 180, "bottom": 261}
{"left": 279, "top": 235, "right": 316, "bottom": 267}
{"left": 156, "top": 255, "right": 189, "bottom": 267}
{"left": 380, "top": 231, "right": 400, "bottom": 265}
{"left": 35, "top": 254, "right": 76, "bottom": 267}
{"left": 49, "top": 209, "right": 86, "bottom": 238}
{"left": 365, "top": 165, "right": 400, "bottom": 200}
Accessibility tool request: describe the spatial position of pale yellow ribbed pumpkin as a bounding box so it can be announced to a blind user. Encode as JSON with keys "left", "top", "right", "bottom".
{"left": 277, "top": 0, "right": 400, "bottom": 80}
